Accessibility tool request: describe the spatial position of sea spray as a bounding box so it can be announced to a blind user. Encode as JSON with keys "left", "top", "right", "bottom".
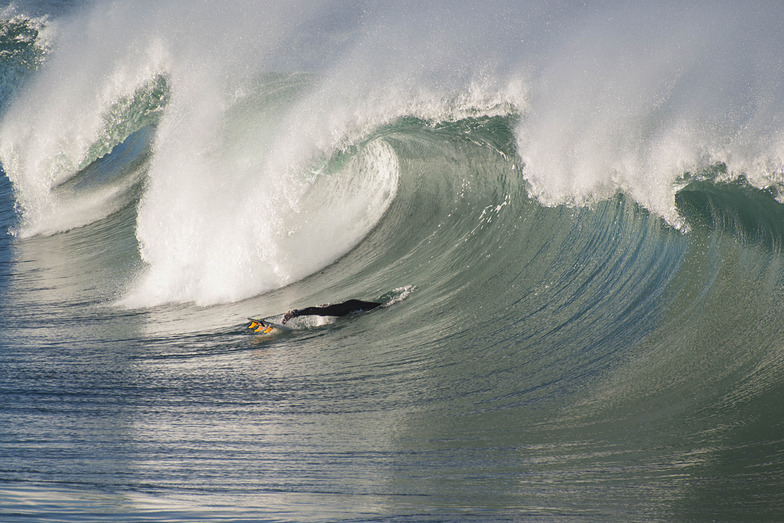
{"left": 517, "top": 2, "right": 784, "bottom": 226}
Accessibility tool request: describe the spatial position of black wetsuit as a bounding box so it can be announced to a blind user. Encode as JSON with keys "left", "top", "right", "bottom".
{"left": 294, "top": 299, "right": 381, "bottom": 318}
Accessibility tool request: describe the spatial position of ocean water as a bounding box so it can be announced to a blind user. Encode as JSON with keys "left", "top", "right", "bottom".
{"left": 2, "top": 1, "right": 784, "bottom": 520}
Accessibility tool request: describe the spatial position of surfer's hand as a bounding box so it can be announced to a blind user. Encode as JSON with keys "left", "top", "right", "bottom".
{"left": 282, "top": 310, "right": 296, "bottom": 324}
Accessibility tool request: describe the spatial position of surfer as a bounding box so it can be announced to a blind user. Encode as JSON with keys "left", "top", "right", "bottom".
{"left": 282, "top": 299, "right": 382, "bottom": 324}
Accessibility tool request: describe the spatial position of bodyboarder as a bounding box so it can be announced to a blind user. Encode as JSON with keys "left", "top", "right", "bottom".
{"left": 282, "top": 299, "right": 381, "bottom": 324}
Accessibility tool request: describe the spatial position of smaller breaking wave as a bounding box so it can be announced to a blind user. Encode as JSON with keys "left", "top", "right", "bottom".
{"left": 676, "top": 164, "right": 784, "bottom": 253}
{"left": 0, "top": 75, "right": 168, "bottom": 237}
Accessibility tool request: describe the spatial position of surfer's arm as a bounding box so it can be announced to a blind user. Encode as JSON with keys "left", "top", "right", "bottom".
{"left": 282, "top": 300, "right": 381, "bottom": 323}
{"left": 283, "top": 306, "right": 324, "bottom": 322}
{"left": 282, "top": 306, "right": 337, "bottom": 323}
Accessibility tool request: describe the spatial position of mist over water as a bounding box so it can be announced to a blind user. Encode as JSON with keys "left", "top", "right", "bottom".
{"left": 2, "top": 1, "right": 784, "bottom": 520}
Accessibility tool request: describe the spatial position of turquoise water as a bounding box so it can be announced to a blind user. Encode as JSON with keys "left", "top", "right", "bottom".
{"left": 2, "top": 2, "right": 784, "bottom": 520}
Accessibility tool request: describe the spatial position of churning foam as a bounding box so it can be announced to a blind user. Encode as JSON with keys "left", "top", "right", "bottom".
{"left": 125, "top": 134, "right": 400, "bottom": 306}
